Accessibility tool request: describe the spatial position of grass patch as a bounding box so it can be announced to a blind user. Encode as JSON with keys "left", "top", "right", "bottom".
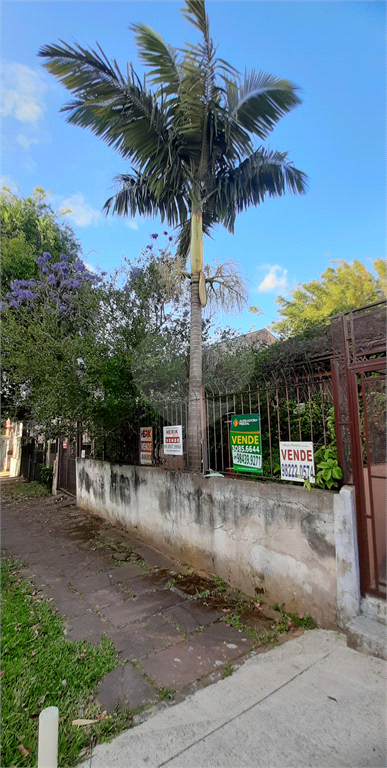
{"left": 272, "top": 603, "right": 316, "bottom": 633}
{"left": 222, "top": 611, "right": 276, "bottom": 645}
{"left": 1, "top": 480, "right": 50, "bottom": 501}
{"left": 1, "top": 557, "right": 133, "bottom": 767}
{"left": 157, "top": 686, "right": 175, "bottom": 700}
{"left": 223, "top": 665, "right": 233, "bottom": 678}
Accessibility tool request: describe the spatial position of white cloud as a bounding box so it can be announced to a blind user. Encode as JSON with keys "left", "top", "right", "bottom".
{"left": 126, "top": 220, "right": 139, "bottom": 230}
{"left": 1, "top": 63, "right": 47, "bottom": 122}
{"left": 16, "top": 134, "right": 38, "bottom": 150}
{"left": 257, "top": 264, "right": 288, "bottom": 293}
{"left": 60, "top": 194, "right": 101, "bottom": 227}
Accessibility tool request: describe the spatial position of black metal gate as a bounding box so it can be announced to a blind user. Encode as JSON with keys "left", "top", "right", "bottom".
{"left": 20, "top": 441, "right": 45, "bottom": 482}
{"left": 332, "top": 301, "right": 386, "bottom": 600}
{"left": 58, "top": 440, "right": 77, "bottom": 496}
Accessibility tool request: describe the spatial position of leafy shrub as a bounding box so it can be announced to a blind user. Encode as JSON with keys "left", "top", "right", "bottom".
{"left": 314, "top": 446, "right": 343, "bottom": 490}
{"left": 39, "top": 465, "right": 53, "bottom": 489}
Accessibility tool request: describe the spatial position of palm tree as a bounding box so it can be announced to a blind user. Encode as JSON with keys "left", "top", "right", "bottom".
{"left": 39, "top": 0, "right": 307, "bottom": 472}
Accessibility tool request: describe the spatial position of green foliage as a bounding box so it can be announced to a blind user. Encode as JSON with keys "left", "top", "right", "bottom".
{"left": 1, "top": 480, "right": 50, "bottom": 500}
{"left": 314, "top": 446, "right": 343, "bottom": 490}
{"left": 39, "top": 465, "right": 53, "bottom": 489}
{"left": 157, "top": 686, "right": 176, "bottom": 700}
{"left": 272, "top": 603, "right": 316, "bottom": 632}
{"left": 1, "top": 557, "right": 132, "bottom": 768}
{"left": 273, "top": 259, "right": 387, "bottom": 338}
{"left": 0, "top": 186, "right": 80, "bottom": 295}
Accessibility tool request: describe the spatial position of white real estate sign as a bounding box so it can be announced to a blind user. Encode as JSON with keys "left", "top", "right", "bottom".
{"left": 140, "top": 427, "right": 153, "bottom": 465}
{"left": 163, "top": 425, "right": 183, "bottom": 455}
{"left": 280, "top": 441, "right": 315, "bottom": 483}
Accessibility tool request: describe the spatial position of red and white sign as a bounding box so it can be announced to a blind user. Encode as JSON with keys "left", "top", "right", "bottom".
{"left": 62, "top": 439, "right": 69, "bottom": 450}
{"left": 280, "top": 441, "right": 315, "bottom": 483}
{"left": 140, "top": 427, "right": 153, "bottom": 465}
{"left": 163, "top": 425, "right": 183, "bottom": 456}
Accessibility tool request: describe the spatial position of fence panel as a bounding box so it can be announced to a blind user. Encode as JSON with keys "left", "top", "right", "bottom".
{"left": 205, "top": 369, "right": 334, "bottom": 480}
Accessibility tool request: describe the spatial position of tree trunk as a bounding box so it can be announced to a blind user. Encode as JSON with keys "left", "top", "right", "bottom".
{"left": 187, "top": 203, "right": 205, "bottom": 473}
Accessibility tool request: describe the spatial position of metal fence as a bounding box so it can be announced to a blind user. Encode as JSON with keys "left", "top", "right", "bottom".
{"left": 93, "top": 363, "right": 334, "bottom": 482}
{"left": 205, "top": 368, "right": 334, "bottom": 479}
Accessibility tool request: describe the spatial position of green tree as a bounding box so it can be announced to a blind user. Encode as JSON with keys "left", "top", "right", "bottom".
{"left": 273, "top": 259, "right": 387, "bottom": 338}
{"left": 0, "top": 186, "right": 80, "bottom": 295}
{"left": 39, "top": 0, "right": 307, "bottom": 470}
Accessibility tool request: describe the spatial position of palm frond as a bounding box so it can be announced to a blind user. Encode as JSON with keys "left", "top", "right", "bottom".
{"left": 181, "top": 0, "right": 209, "bottom": 36}
{"left": 228, "top": 70, "right": 301, "bottom": 140}
{"left": 212, "top": 148, "right": 308, "bottom": 232}
{"left": 39, "top": 41, "right": 177, "bottom": 167}
{"left": 130, "top": 24, "right": 181, "bottom": 95}
{"left": 104, "top": 173, "right": 189, "bottom": 229}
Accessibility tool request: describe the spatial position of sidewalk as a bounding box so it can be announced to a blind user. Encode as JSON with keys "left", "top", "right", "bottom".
{"left": 81, "top": 630, "right": 386, "bottom": 768}
{"left": 2, "top": 488, "right": 386, "bottom": 768}
{"left": 1, "top": 491, "right": 303, "bottom": 714}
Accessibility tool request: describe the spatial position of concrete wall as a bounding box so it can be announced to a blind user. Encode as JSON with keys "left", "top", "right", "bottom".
{"left": 76, "top": 460, "right": 353, "bottom": 628}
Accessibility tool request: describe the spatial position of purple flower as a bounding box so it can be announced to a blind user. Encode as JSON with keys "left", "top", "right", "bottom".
{"left": 48, "top": 274, "right": 56, "bottom": 285}
{"left": 163, "top": 231, "right": 168, "bottom": 236}
{"left": 43, "top": 252, "right": 52, "bottom": 259}
{"left": 168, "top": 236, "right": 173, "bottom": 242}
{"left": 131, "top": 267, "right": 140, "bottom": 280}
{"left": 36, "top": 255, "right": 47, "bottom": 266}
{"left": 42, "top": 267, "right": 49, "bottom": 274}
{"left": 150, "top": 233, "right": 158, "bottom": 240}
{"left": 9, "top": 299, "right": 20, "bottom": 308}
{"left": 0, "top": 301, "right": 5, "bottom": 311}
{"left": 59, "top": 305, "right": 67, "bottom": 313}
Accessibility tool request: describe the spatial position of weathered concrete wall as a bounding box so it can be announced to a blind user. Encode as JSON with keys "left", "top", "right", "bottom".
{"left": 76, "top": 459, "right": 340, "bottom": 627}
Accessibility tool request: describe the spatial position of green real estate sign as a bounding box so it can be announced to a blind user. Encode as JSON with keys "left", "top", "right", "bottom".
{"left": 230, "top": 414, "right": 262, "bottom": 473}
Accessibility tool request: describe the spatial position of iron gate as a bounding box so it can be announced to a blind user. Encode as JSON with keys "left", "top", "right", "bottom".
{"left": 332, "top": 302, "right": 386, "bottom": 600}
{"left": 58, "top": 441, "right": 77, "bottom": 496}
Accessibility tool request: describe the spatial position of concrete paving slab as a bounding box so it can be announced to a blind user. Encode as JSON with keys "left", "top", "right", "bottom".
{"left": 172, "top": 600, "right": 224, "bottom": 628}
{"left": 109, "top": 615, "right": 184, "bottom": 662}
{"left": 83, "top": 588, "right": 123, "bottom": 610}
{"left": 97, "top": 663, "right": 157, "bottom": 713}
{"left": 64, "top": 612, "right": 110, "bottom": 644}
{"left": 132, "top": 543, "right": 177, "bottom": 570}
{"left": 162, "top": 604, "right": 203, "bottom": 633}
{"left": 123, "top": 571, "right": 170, "bottom": 595}
{"left": 71, "top": 571, "right": 113, "bottom": 593}
{"left": 108, "top": 563, "right": 149, "bottom": 584}
{"left": 51, "top": 596, "right": 87, "bottom": 619}
{"left": 141, "top": 622, "right": 253, "bottom": 691}
{"left": 101, "top": 591, "right": 185, "bottom": 627}
{"left": 83, "top": 631, "right": 386, "bottom": 768}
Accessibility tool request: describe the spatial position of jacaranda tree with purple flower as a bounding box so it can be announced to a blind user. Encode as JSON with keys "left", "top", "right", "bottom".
{"left": 1, "top": 250, "right": 104, "bottom": 435}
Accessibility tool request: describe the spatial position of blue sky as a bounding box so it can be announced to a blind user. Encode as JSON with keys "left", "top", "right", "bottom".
{"left": 1, "top": 0, "right": 385, "bottom": 333}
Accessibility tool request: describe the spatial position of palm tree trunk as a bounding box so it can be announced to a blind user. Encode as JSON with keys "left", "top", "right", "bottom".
{"left": 187, "top": 202, "right": 204, "bottom": 473}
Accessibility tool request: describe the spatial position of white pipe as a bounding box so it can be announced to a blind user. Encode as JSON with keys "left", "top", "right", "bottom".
{"left": 38, "top": 706, "right": 59, "bottom": 768}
